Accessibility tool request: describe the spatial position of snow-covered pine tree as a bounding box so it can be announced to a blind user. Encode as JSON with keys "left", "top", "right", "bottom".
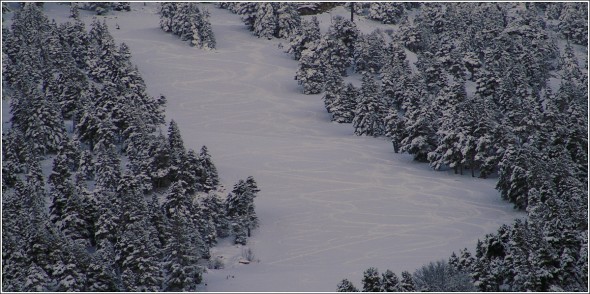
{"left": 326, "top": 15, "right": 359, "bottom": 62}
{"left": 381, "top": 269, "right": 401, "bottom": 292}
{"left": 322, "top": 64, "right": 343, "bottom": 114}
{"left": 384, "top": 108, "right": 405, "bottom": 153}
{"left": 11, "top": 86, "right": 68, "bottom": 156}
{"left": 59, "top": 17, "right": 89, "bottom": 69}
{"left": 428, "top": 81, "right": 467, "bottom": 173}
{"left": 381, "top": 42, "right": 413, "bottom": 109}
{"left": 416, "top": 51, "right": 446, "bottom": 95}
{"left": 86, "top": 240, "right": 120, "bottom": 291}
{"left": 362, "top": 267, "right": 382, "bottom": 292}
{"left": 48, "top": 154, "right": 75, "bottom": 225}
{"left": 22, "top": 263, "right": 51, "bottom": 292}
{"left": 86, "top": 20, "right": 120, "bottom": 83}
{"left": 353, "top": 30, "right": 386, "bottom": 74}
{"left": 160, "top": 2, "right": 215, "bottom": 49}
{"left": 286, "top": 16, "right": 320, "bottom": 60}
{"left": 163, "top": 213, "right": 205, "bottom": 291}
{"left": 400, "top": 270, "right": 417, "bottom": 291}
{"left": 353, "top": 73, "right": 385, "bottom": 137}
{"left": 400, "top": 94, "right": 438, "bottom": 162}
{"left": 320, "top": 34, "right": 351, "bottom": 77}
{"left": 159, "top": 2, "right": 177, "bottom": 32}
{"left": 177, "top": 148, "right": 200, "bottom": 194}
{"left": 557, "top": 2, "right": 588, "bottom": 45}
{"left": 186, "top": 5, "right": 206, "bottom": 47}
{"left": 69, "top": 2, "right": 79, "bottom": 18}
{"left": 2, "top": 181, "right": 32, "bottom": 291}
{"left": 329, "top": 82, "right": 357, "bottom": 123}
{"left": 276, "top": 2, "right": 301, "bottom": 39}
{"left": 53, "top": 240, "right": 90, "bottom": 291}
{"left": 225, "top": 177, "right": 260, "bottom": 244}
{"left": 162, "top": 181, "right": 205, "bottom": 290}
{"left": 353, "top": 34, "right": 371, "bottom": 74}
{"left": 198, "top": 145, "right": 219, "bottom": 192}
{"left": 94, "top": 141, "right": 121, "bottom": 192}
{"left": 111, "top": 2, "right": 131, "bottom": 12}
{"left": 336, "top": 279, "right": 359, "bottom": 292}
{"left": 253, "top": 2, "right": 278, "bottom": 39}
{"left": 295, "top": 40, "right": 325, "bottom": 94}
{"left": 237, "top": 2, "right": 259, "bottom": 31}
{"left": 369, "top": 2, "right": 406, "bottom": 24}
{"left": 167, "top": 120, "right": 187, "bottom": 183}
{"left": 115, "top": 173, "right": 162, "bottom": 291}
{"left": 199, "top": 9, "right": 216, "bottom": 50}
{"left": 1, "top": 130, "right": 26, "bottom": 191}
{"left": 201, "top": 191, "right": 230, "bottom": 241}
{"left": 117, "top": 217, "right": 162, "bottom": 291}
{"left": 82, "top": 2, "right": 111, "bottom": 15}
{"left": 217, "top": 2, "right": 240, "bottom": 13}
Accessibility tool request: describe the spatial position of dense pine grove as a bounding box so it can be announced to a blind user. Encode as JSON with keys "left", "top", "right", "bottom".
{"left": 298, "top": 3, "right": 586, "bottom": 292}
{"left": 159, "top": 2, "right": 216, "bottom": 50}
{"left": 1, "top": 2, "right": 588, "bottom": 292}
{"left": 2, "top": 3, "right": 258, "bottom": 291}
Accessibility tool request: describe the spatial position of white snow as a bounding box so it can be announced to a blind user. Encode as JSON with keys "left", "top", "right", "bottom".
{"left": 39, "top": 3, "right": 523, "bottom": 292}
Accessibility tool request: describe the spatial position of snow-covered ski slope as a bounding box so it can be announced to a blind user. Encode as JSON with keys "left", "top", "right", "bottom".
{"left": 49, "top": 3, "right": 522, "bottom": 291}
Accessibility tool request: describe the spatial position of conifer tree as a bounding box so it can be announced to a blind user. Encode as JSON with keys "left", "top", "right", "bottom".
{"left": 159, "top": 2, "right": 177, "bottom": 32}
{"left": 22, "top": 263, "right": 51, "bottom": 292}
{"left": 400, "top": 94, "right": 438, "bottom": 162}
{"left": 237, "top": 2, "right": 259, "bottom": 31}
{"left": 353, "top": 73, "right": 385, "bottom": 137}
{"left": 337, "top": 279, "right": 359, "bottom": 292}
{"left": 115, "top": 173, "right": 162, "bottom": 291}
{"left": 381, "top": 269, "right": 401, "bottom": 292}
{"left": 147, "top": 193, "right": 170, "bottom": 249}
{"left": 330, "top": 83, "right": 357, "bottom": 123}
{"left": 86, "top": 241, "right": 120, "bottom": 291}
{"left": 117, "top": 218, "right": 162, "bottom": 292}
{"left": 201, "top": 191, "right": 230, "bottom": 240}
{"left": 2, "top": 181, "right": 31, "bottom": 292}
{"left": 428, "top": 81, "right": 468, "bottom": 173}
{"left": 163, "top": 213, "right": 204, "bottom": 291}
{"left": 112, "top": 2, "right": 131, "bottom": 12}
{"left": 276, "top": 3, "right": 301, "bottom": 39}
{"left": 225, "top": 177, "right": 260, "bottom": 244}
{"left": 384, "top": 109, "right": 405, "bottom": 153}
{"left": 400, "top": 270, "right": 417, "bottom": 291}
{"left": 286, "top": 16, "right": 320, "bottom": 60}
{"left": 167, "top": 120, "right": 187, "bottom": 184}
{"left": 327, "top": 16, "right": 359, "bottom": 61}
{"left": 381, "top": 42, "right": 411, "bottom": 107}
{"left": 295, "top": 41, "right": 325, "bottom": 94}
{"left": 253, "top": 3, "right": 278, "bottom": 39}
{"left": 198, "top": 145, "right": 219, "bottom": 191}
{"left": 320, "top": 35, "right": 351, "bottom": 77}
{"left": 11, "top": 86, "right": 68, "bottom": 156}
{"left": 362, "top": 267, "right": 382, "bottom": 292}
{"left": 322, "top": 64, "right": 343, "bottom": 114}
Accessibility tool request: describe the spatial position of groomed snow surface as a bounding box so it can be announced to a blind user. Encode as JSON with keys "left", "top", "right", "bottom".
{"left": 43, "top": 3, "right": 522, "bottom": 292}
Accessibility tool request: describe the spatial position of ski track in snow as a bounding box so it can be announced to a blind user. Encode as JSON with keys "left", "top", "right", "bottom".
{"left": 83, "top": 3, "right": 522, "bottom": 291}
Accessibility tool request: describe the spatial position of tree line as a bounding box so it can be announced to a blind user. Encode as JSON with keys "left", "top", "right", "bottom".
{"left": 282, "top": 2, "right": 587, "bottom": 292}
{"left": 159, "top": 2, "right": 216, "bottom": 50}
{"left": 2, "top": 3, "right": 258, "bottom": 291}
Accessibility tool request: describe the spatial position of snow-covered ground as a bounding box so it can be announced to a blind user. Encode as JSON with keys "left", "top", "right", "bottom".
{"left": 39, "top": 3, "right": 522, "bottom": 291}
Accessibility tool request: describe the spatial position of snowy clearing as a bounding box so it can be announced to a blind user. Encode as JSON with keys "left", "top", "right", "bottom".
{"left": 42, "top": 3, "right": 523, "bottom": 291}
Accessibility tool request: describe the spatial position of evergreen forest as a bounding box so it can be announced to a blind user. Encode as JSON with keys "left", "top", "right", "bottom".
{"left": 1, "top": 2, "right": 588, "bottom": 292}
